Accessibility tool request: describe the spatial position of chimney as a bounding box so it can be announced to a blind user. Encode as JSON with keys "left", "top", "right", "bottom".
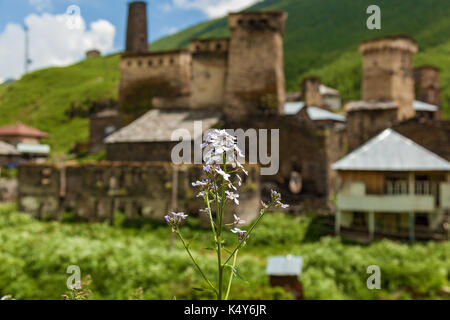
{"left": 125, "top": 1, "right": 148, "bottom": 53}
{"left": 359, "top": 35, "right": 418, "bottom": 120}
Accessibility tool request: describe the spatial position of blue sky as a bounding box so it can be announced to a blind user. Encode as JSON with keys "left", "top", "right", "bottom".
{"left": 0, "top": 0, "right": 261, "bottom": 81}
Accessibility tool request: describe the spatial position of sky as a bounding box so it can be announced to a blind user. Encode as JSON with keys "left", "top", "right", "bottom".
{"left": 0, "top": 0, "right": 262, "bottom": 83}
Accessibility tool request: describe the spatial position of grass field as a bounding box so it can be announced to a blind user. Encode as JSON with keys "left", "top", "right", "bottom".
{"left": 0, "top": 203, "right": 449, "bottom": 300}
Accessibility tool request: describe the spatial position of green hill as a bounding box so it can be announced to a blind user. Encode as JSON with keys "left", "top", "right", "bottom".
{"left": 1, "top": 0, "right": 449, "bottom": 154}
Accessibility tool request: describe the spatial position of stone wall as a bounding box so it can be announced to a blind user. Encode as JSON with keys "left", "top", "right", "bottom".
{"left": 18, "top": 162, "right": 261, "bottom": 224}
{"left": 393, "top": 118, "right": 450, "bottom": 161}
{"left": 89, "top": 109, "right": 121, "bottom": 154}
{"left": 106, "top": 141, "right": 179, "bottom": 162}
{"left": 106, "top": 115, "right": 344, "bottom": 211}
{"left": 227, "top": 115, "right": 344, "bottom": 210}
{"left": 189, "top": 38, "right": 229, "bottom": 110}
{"left": 346, "top": 108, "right": 398, "bottom": 151}
{"left": 118, "top": 50, "right": 191, "bottom": 121}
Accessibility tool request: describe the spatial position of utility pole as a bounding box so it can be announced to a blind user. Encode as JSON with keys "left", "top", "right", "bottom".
{"left": 24, "top": 24, "right": 32, "bottom": 74}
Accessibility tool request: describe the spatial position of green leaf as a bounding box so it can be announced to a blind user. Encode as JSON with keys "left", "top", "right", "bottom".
{"left": 231, "top": 266, "right": 247, "bottom": 282}
{"left": 193, "top": 287, "right": 216, "bottom": 293}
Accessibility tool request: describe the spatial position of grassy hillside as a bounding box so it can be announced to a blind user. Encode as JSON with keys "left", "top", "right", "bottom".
{"left": 0, "top": 0, "right": 449, "bottom": 154}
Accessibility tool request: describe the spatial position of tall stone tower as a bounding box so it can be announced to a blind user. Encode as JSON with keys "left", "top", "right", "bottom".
{"left": 126, "top": 1, "right": 148, "bottom": 53}
{"left": 225, "top": 11, "right": 287, "bottom": 120}
{"left": 414, "top": 65, "right": 441, "bottom": 107}
{"left": 346, "top": 35, "right": 419, "bottom": 151}
{"left": 359, "top": 35, "right": 418, "bottom": 120}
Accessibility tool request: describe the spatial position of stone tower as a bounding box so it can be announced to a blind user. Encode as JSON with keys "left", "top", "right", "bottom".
{"left": 225, "top": 11, "right": 287, "bottom": 120}
{"left": 359, "top": 35, "right": 418, "bottom": 120}
{"left": 414, "top": 65, "right": 441, "bottom": 108}
{"left": 346, "top": 35, "right": 419, "bottom": 151}
{"left": 126, "top": 1, "right": 148, "bottom": 54}
{"left": 302, "top": 77, "right": 323, "bottom": 107}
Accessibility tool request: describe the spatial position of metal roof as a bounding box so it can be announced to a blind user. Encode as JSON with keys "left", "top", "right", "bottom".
{"left": 307, "top": 106, "right": 346, "bottom": 122}
{"left": 345, "top": 100, "right": 398, "bottom": 112}
{"left": 413, "top": 100, "right": 439, "bottom": 112}
{"left": 284, "top": 102, "right": 346, "bottom": 121}
{"left": 17, "top": 143, "right": 50, "bottom": 154}
{"left": 0, "top": 123, "right": 49, "bottom": 138}
{"left": 332, "top": 129, "right": 450, "bottom": 171}
{"left": 0, "top": 141, "right": 19, "bottom": 156}
{"left": 105, "top": 109, "right": 221, "bottom": 143}
{"left": 266, "top": 255, "right": 303, "bottom": 276}
{"left": 284, "top": 101, "right": 305, "bottom": 115}
{"left": 319, "top": 84, "right": 339, "bottom": 96}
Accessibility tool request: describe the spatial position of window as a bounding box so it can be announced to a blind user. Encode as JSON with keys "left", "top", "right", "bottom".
{"left": 384, "top": 174, "right": 408, "bottom": 195}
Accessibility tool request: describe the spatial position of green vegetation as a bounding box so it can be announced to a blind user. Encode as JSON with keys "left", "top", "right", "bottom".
{"left": 0, "top": 54, "right": 120, "bottom": 154}
{"left": 0, "top": 0, "right": 449, "bottom": 154}
{"left": 0, "top": 203, "right": 449, "bottom": 300}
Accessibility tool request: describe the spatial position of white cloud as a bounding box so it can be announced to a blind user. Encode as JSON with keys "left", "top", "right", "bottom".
{"left": 173, "top": 0, "right": 263, "bottom": 18}
{"left": 0, "top": 13, "right": 115, "bottom": 81}
{"left": 29, "top": 0, "right": 53, "bottom": 12}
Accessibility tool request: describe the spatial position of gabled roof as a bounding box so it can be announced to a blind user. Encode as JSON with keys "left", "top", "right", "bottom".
{"left": 0, "top": 123, "right": 49, "bottom": 138}
{"left": 105, "top": 109, "right": 221, "bottom": 143}
{"left": 332, "top": 129, "right": 450, "bottom": 171}
{"left": 266, "top": 255, "right": 303, "bottom": 276}
{"left": 0, "top": 141, "right": 19, "bottom": 156}
{"left": 284, "top": 102, "right": 346, "bottom": 122}
{"left": 413, "top": 100, "right": 439, "bottom": 112}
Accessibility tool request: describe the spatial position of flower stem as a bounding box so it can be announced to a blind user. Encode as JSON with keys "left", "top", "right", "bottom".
{"left": 224, "top": 249, "right": 238, "bottom": 300}
{"left": 223, "top": 206, "right": 271, "bottom": 266}
{"left": 175, "top": 229, "right": 217, "bottom": 295}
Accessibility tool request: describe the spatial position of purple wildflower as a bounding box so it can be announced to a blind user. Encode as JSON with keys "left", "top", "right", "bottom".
{"left": 164, "top": 212, "right": 188, "bottom": 228}
{"left": 231, "top": 228, "right": 249, "bottom": 246}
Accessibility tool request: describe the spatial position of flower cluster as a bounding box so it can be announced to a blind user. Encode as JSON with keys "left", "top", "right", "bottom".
{"left": 261, "top": 190, "right": 289, "bottom": 209}
{"left": 231, "top": 228, "right": 249, "bottom": 246}
{"left": 202, "top": 130, "right": 248, "bottom": 175}
{"left": 164, "top": 212, "right": 188, "bottom": 229}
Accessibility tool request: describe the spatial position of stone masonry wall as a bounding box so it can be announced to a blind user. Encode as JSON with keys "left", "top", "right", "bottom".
{"left": 189, "top": 38, "right": 229, "bottom": 110}
{"left": 18, "top": 162, "right": 261, "bottom": 224}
